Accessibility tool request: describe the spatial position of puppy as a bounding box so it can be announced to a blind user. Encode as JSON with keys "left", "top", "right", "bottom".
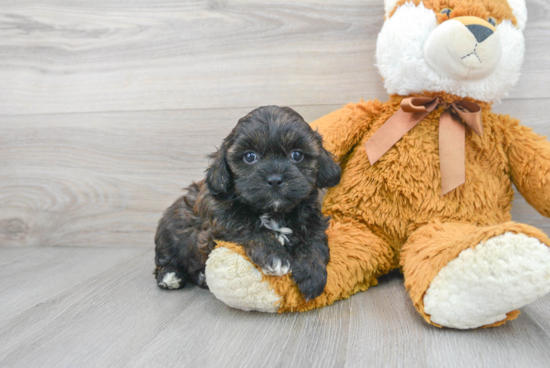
{"left": 154, "top": 106, "right": 341, "bottom": 300}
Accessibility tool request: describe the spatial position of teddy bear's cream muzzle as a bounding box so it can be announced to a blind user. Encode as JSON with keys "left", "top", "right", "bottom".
{"left": 424, "top": 16, "right": 501, "bottom": 80}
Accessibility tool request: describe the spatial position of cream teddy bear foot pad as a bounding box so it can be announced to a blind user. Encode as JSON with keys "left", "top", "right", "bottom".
{"left": 424, "top": 232, "right": 550, "bottom": 329}
{"left": 205, "top": 247, "right": 281, "bottom": 313}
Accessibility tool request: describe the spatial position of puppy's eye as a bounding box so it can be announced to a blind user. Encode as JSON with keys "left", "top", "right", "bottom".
{"left": 440, "top": 8, "right": 452, "bottom": 17}
{"left": 243, "top": 152, "right": 258, "bottom": 164}
{"left": 487, "top": 17, "right": 496, "bottom": 26}
{"left": 290, "top": 150, "right": 304, "bottom": 163}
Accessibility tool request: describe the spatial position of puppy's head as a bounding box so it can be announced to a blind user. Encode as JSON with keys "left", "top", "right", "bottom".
{"left": 206, "top": 106, "right": 341, "bottom": 213}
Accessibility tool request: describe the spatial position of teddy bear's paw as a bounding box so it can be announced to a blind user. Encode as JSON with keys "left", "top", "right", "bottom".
{"left": 204, "top": 247, "right": 282, "bottom": 312}
{"left": 423, "top": 232, "right": 550, "bottom": 329}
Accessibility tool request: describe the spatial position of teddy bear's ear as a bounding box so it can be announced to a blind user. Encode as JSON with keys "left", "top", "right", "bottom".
{"left": 384, "top": 0, "right": 399, "bottom": 18}
{"left": 507, "top": 0, "right": 527, "bottom": 31}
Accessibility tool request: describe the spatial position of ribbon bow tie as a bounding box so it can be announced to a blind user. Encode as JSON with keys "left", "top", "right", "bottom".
{"left": 365, "top": 97, "right": 483, "bottom": 196}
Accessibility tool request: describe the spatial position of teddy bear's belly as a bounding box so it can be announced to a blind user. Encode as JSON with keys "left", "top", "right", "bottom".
{"left": 323, "top": 127, "right": 514, "bottom": 243}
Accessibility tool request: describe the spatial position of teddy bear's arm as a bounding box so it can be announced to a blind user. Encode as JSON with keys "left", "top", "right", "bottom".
{"left": 503, "top": 116, "right": 550, "bottom": 217}
{"left": 310, "top": 100, "right": 383, "bottom": 160}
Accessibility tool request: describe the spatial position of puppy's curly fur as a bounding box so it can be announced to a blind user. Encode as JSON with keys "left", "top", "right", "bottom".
{"left": 154, "top": 106, "right": 341, "bottom": 300}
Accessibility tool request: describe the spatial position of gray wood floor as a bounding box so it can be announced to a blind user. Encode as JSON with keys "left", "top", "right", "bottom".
{"left": 1, "top": 1, "right": 550, "bottom": 367}
{"left": 2, "top": 248, "right": 550, "bottom": 368}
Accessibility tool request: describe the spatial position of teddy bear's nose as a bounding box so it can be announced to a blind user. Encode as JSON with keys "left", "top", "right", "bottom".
{"left": 466, "top": 24, "right": 494, "bottom": 43}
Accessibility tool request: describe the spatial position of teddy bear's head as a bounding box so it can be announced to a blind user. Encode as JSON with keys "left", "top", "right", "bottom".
{"left": 376, "top": 0, "right": 527, "bottom": 102}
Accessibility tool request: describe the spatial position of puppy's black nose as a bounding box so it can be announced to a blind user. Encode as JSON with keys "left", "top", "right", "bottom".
{"left": 466, "top": 24, "right": 493, "bottom": 43}
{"left": 267, "top": 175, "right": 284, "bottom": 187}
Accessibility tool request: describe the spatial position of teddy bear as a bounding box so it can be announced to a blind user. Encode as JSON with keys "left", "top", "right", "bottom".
{"left": 203, "top": 0, "right": 550, "bottom": 329}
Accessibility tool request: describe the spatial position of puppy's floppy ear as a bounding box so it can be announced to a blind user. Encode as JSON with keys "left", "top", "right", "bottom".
{"left": 315, "top": 132, "right": 341, "bottom": 189}
{"left": 206, "top": 133, "right": 234, "bottom": 196}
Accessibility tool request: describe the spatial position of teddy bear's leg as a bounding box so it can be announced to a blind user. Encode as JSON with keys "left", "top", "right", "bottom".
{"left": 205, "top": 218, "right": 394, "bottom": 312}
{"left": 401, "top": 221, "right": 550, "bottom": 329}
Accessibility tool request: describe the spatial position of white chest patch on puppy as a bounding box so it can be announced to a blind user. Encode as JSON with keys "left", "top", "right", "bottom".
{"left": 260, "top": 214, "right": 292, "bottom": 246}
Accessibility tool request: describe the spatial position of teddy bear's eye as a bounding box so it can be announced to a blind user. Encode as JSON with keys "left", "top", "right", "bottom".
{"left": 440, "top": 8, "right": 453, "bottom": 17}
{"left": 487, "top": 17, "right": 497, "bottom": 26}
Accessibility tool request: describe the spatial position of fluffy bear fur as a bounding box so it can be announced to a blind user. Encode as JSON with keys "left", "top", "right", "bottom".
{"left": 203, "top": 0, "right": 550, "bottom": 329}
{"left": 377, "top": 0, "right": 525, "bottom": 101}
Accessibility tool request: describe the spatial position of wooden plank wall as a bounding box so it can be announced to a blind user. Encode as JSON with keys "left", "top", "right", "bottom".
{"left": 1, "top": 0, "right": 549, "bottom": 247}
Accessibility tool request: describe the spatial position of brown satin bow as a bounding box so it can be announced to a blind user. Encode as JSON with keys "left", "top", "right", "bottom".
{"left": 365, "top": 97, "right": 483, "bottom": 196}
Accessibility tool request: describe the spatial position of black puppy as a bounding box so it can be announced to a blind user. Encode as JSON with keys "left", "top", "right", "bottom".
{"left": 154, "top": 106, "right": 341, "bottom": 300}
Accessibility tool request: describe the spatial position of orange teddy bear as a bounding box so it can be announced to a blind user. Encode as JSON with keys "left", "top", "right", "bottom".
{"left": 204, "top": 0, "right": 550, "bottom": 329}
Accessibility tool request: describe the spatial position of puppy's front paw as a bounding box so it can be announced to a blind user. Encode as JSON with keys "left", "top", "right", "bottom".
{"left": 156, "top": 269, "right": 185, "bottom": 290}
{"left": 261, "top": 257, "right": 291, "bottom": 276}
{"left": 247, "top": 244, "right": 293, "bottom": 277}
{"left": 190, "top": 270, "right": 208, "bottom": 289}
{"left": 291, "top": 262, "right": 327, "bottom": 301}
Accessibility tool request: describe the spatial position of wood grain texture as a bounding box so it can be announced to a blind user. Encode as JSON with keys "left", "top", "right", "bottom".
{"left": 1, "top": 249, "right": 550, "bottom": 368}
{"left": 345, "top": 272, "right": 550, "bottom": 368}
{"left": 127, "top": 287, "right": 351, "bottom": 368}
{"left": 0, "top": 249, "right": 351, "bottom": 368}
{"left": 0, "top": 104, "right": 340, "bottom": 247}
{"left": 0, "top": 0, "right": 549, "bottom": 115}
{"left": 0, "top": 247, "right": 148, "bottom": 323}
